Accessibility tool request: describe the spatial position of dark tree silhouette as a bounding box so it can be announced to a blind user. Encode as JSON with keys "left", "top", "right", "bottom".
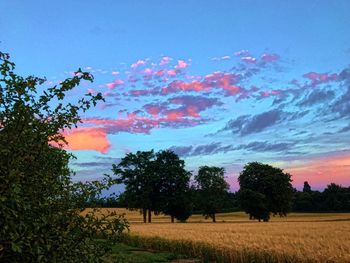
{"left": 195, "top": 166, "right": 229, "bottom": 222}
{"left": 154, "top": 150, "right": 193, "bottom": 222}
{"left": 238, "top": 162, "right": 294, "bottom": 221}
{"left": 303, "top": 181, "right": 312, "bottom": 193}
{"left": 112, "top": 150, "right": 157, "bottom": 223}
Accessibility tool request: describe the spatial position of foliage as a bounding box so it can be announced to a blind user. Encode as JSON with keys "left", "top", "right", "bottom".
{"left": 154, "top": 150, "right": 193, "bottom": 222}
{"left": 0, "top": 52, "right": 128, "bottom": 262}
{"left": 112, "top": 150, "right": 193, "bottom": 223}
{"left": 112, "top": 150, "right": 156, "bottom": 223}
{"left": 238, "top": 189, "right": 270, "bottom": 221}
{"left": 302, "top": 181, "right": 312, "bottom": 193}
{"left": 294, "top": 182, "right": 350, "bottom": 212}
{"left": 238, "top": 162, "right": 294, "bottom": 221}
{"left": 194, "top": 166, "right": 229, "bottom": 222}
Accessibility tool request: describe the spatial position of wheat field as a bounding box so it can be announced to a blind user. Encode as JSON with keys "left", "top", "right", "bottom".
{"left": 86, "top": 209, "right": 350, "bottom": 262}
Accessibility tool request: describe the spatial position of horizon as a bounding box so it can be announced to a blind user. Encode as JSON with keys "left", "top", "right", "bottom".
{"left": 1, "top": 0, "right": 350, "bottom": 191}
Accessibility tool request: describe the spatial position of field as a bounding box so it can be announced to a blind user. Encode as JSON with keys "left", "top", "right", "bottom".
{"left": 86, "top": 209, "right": 350, "bottom": 262}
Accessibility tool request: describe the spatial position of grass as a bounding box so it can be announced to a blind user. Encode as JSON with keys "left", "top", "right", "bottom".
{"left": 103, "top": 242, "right": 196, "bottom": 263}
{"left": 83, "top": 208, "right": 350, "bottom": 223}
{"left": 85, "top": 209, "right": 350, "bottom": 263}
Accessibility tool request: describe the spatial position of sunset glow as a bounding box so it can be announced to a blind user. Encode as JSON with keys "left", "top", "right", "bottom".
{"left": 2, "top": 0, "right": 349, "bottom": 189}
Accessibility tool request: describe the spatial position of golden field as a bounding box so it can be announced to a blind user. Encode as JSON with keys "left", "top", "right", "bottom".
{"left": 85, "top": 209, "right": 350, "bottom": 262}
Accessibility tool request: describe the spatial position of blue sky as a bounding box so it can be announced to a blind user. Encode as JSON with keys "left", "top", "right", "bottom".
{"left": 1, "top": 0, "right": 350, "bottom": 191}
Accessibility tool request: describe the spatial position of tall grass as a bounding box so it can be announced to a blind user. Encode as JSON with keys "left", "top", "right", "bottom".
{"left": 127, "top": 220, "right": 350, "bottom": 262}
{"left": 84, "top": 209, "right": 350, "bottom": 262}
{"left": 120, "top": 234, "right": 315, "bottom": 263}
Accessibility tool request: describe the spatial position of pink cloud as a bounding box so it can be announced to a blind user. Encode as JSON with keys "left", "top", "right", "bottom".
{"left": 143, "top": 68, "right": 153, "bottom": 75}
{"left": 167, "top": 69, "right": 177, "bottom": 76}
{"left": 111, "top": 71, "right": 120, "bottom": 75}
{"left": 159, "top": 56, "right": 171, "bottom": 66}
{"left": 303, "top": 72, "right": 338, "bottom": 87}
{"left": 175, "top": 60, "right": 189, "bottom": 69}
{"left": 60, "top": 127, "right": 111, "bottom": 154}
{"left": 106, "top": 79, "right": 124, "bottom": 89}
{"left": 131, "top": 59, "right": 146, "bottom": 69}
{"left": 261, "top": 53, "right": 280, "bottom": 63}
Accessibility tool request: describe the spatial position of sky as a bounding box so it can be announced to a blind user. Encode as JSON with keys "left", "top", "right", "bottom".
{"left": 1, "top": 0, "right": 350, "bottom": 191}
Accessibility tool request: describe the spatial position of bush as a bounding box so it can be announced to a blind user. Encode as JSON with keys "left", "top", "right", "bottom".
{"left": 0, "top": 52, "right": 128, "bottom": 262}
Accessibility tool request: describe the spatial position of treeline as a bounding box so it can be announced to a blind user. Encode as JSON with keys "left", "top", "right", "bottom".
{"left": 91, "top": 182, "right": 350, "bottom": 216}
{"left": 293, "top": 182, "right": 350, "bottom": 212}
{"left": 89, "top": 149, "right": 350, "bottom": 222}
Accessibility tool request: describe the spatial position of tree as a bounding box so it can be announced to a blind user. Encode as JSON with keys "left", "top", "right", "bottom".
{"left": 303, "top": 181, "right": 312, "bottom": 193}
{"left": 154, "top": 150, "right": 193, "bottom": 222}
{"left": 238, "top": 162, "right": 294, "bottom": 221}
{"left": 238, "top": 189, "right": 270, "bottom": 222}
{"left": 195, "top": 166, "right": 229, "bottom": 222}
{"left": 0, "top": 52, "right": 128, "bottom": 262}
{"left": 322, "top": 183, "right": 349, "bottom": 211}
{"left": 112, "top": 150, "right": 157, "bottom": 223}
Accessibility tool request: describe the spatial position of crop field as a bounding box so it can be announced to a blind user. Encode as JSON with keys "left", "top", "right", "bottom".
{"left": 85, "top": 209, "right": 350, "bottom": 262}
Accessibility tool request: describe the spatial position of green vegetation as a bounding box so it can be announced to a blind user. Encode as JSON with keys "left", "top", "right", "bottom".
{"left": 0, "top": 52, "right": 128, "bottom": 262}
{"left": 238, "top": 162, "right": 294, "bottom": 221}
{"left": 112, "top": 149, "right": 193, "bottom": 223}
{"left": 104, "top": 242, "right": 191, "bottom": 263}
{"left": 194, "top": 166, "right": 229, "bottom": 222}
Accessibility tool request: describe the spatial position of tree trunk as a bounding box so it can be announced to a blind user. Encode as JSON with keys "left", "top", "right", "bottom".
{"left": 148, "top": 209, "right": 152, "bottom": 223}
{"left": 143, "top": 208, "right": 147, "bottom": 223}
{"left": 212, "top": 213, "right": 216, "bottom": 223}
{"left": 171, "top": 215, "right": 174, "bottom": 223}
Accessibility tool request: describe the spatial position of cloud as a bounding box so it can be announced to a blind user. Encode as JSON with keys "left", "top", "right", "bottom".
{"left": 159, "top": 56, "right": 171, "bottom": 66}
{"left": 62, "top": 127, "right": 111, "bottom": 154}
{"left": 261, "top": 53, "right": 279, "bottom": 63}
{"left": 160, "top": 72, "right": 242, "bottom": 96}
{"left": 131, "top": 59, "right": 146, "bottom": 69}
{"left": 234, "top": 141, "right": 292, "bottom": 152}
{"left": 234, "top": 50, "right": 250, "bottom": 57}
{"left": 175, "top": 60, "right": 189, "bottom": 69}
{"left": 338, "top": 124, "right": 350, "bottom": 133}
{"left": 168, "top": 145, "right": 193, "bottom": 157}
{"left": 191, "top": 142, "right": 223, "bottom": 156}
{"left": 72, "top": 157, "right": 121, "bottom": 169}
{"left": 211, "top": 55, "right": 231, "bottom": 61}
{"left": 169, "top": 142, "right": 232, "bottom": 157}
{"left": 240, "top": 110, "right": 285, "bottom": 136}
{"left": 220, "top": 115, "right": 251, "bottom": 133}
{"left": 241, "top": 56, "right": 257, "bottom": 64}
{"left": 106, "top": 79, "right": 124, "bottom": 89}
{"left": 218, "top": 108, "right": 308, "bottom": 136}
{"left": 143, "top": 95, "right": 223, "bottom": 121}
{"left": 302, "top": 72, "right": 338, "bottom": 87}
{"left": 330, "top": 86, "right": 350, "bottom": 118}
{"left": 82, "top": 106, "right": 211, "bottom": 135}
{"left": 297, "top": 89, "right": 335, "bottom": 107}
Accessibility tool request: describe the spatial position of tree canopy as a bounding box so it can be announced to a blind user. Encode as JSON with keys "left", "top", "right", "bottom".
{"left": 238, "top": 162, "right": 294, "bottom": 221}
{"left": 0, "top": 51, "right": 128, "bottom": 262}
{"left": 154, "top": 150, "right": 193, "bottom": 222}
{"left": 112, "top": 149, "right": 193, "bottom": 223}
{"left": 195, "top": 166, "right": 229, "bottom": 222}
